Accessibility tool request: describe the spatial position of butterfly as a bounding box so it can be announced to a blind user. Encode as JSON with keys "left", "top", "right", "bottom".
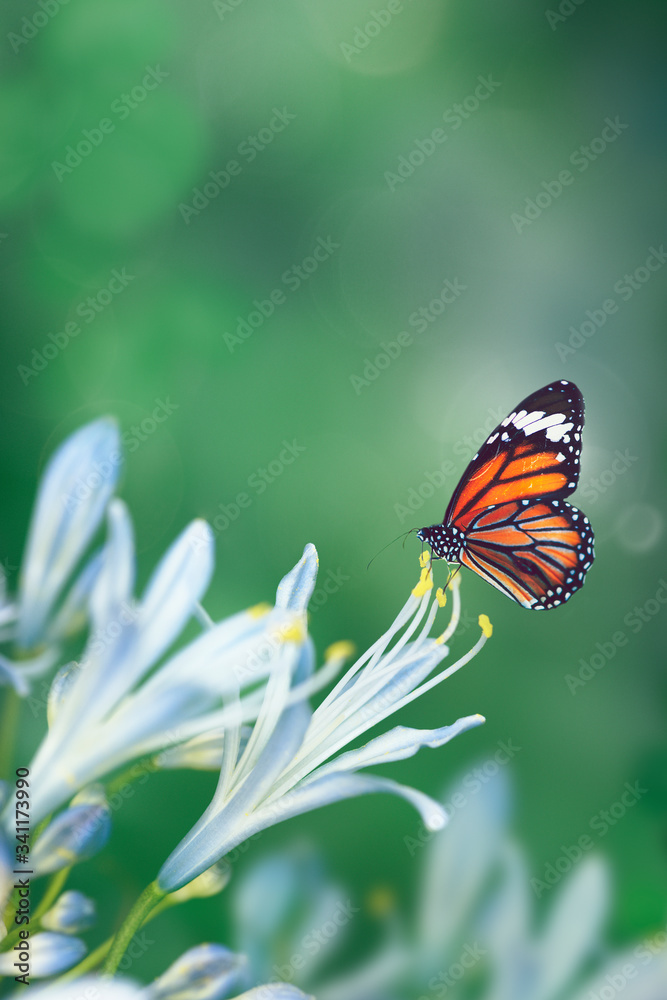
{"left": 416, "top": 380, "right": 594, "bottom": 609}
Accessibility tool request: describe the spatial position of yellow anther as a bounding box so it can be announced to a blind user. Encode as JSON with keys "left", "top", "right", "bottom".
{"left": 448, "top": 573, "right": 461, "bottom": 591}
{"left": 419, "top": 550, "right": 431, "bottom": 569}
{"left": 436, "top": 587, "right": 447, "bottom": 607}
{"left": 478, "top": 614, "right": 493, "bottom": 638}
{"left": 366, "top": 885, "right": 396, "bottom": 917}
{"left": 325, "top": 640, "right": 355, "bottom": 661}
{"left": 411, "top": 565, "right": 433, "bottom": 598}
{"left": 249, "top": 602, "right": 272, "bottom": 619}
{"left": 280, "top": 622, "right": 306, "bottom": 643}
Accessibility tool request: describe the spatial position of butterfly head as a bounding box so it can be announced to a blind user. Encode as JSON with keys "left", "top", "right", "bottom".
{"left": 416, "top": 523, "right": 463, "bottom": 564}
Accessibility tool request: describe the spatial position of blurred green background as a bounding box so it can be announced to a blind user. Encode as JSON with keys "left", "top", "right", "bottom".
{"left": 1, "top": 0, "right": 666, "bottom": 986}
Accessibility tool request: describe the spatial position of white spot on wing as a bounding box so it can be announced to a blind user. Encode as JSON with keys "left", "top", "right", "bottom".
{"left": 514, "top": 409, "right": 545, "bottom": 429}
{"left": 522, "top": 413, "right": 567, "bottom": 436}
{"left": 546, "top": 421, "right": 574, "bottom": 442}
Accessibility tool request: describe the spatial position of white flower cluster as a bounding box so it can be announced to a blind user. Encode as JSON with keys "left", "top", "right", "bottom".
{"left": 0, "top": 420, "right": 492, "bottom": 996}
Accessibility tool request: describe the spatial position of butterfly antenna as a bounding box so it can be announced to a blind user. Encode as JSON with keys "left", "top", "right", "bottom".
{"left": 367, "top": 528, "right": 418, "bottom": 571}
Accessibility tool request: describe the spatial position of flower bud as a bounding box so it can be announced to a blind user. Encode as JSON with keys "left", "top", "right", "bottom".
{"left": 168, "top": 862, "right": 231, "bottom": 904}
{"left": 32, "top": 789, "right": 111, "bottom": 876}
{"left": 41, "top": 890, "right": 96, "bottom": 933}
{"left": 148, "top": 943, "right": 245, "bottom": 1000}
{"left": 0, "top": 932, "right": 86, "bottom": 977}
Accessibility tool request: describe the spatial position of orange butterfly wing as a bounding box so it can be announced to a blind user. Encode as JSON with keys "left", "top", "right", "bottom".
{"left": 460, "top": 499, "right": 594, "bottom": 609}
{"left": 445, "top": 381, "right": 584, "bottom": 527}
{"left": 432, "top": 380, "right": 594, "bottom": 609}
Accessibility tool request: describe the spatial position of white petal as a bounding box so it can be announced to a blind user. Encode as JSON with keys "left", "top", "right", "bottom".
{"left": 533, "top": 855, "right": 609, "bottom": 1000}
{"left": 231, "top": 988, "right": 314, "bottom": 1000}
{"left": 251, "top": 772, "right": 448, "bottom": 839}
{"left": 120, "top": 518, "right": 215, "bottom": 690}
{"left": 16, "top": 978, "right": 142, "bottom": 1000}
{"left": 234, "top": 853, "right": 303, "bottom": 942}
{"left": 275, "top": 544, "right": 319, "bottom": 612}
{"left": 17, "top": 418, "right": 121, "bottom": 649}
{"left": 48, "top": 548, "right": 105, "bottom": 641}
{"left": 47, "top": 661, "right": 82, "bottom": 728}
{"left": 418, "top": 770, "right": 509, "bottom": 957}
{"left": 0, "top": 649, "right": 57, "bottom": 696}
{"left": 315, "top": 940, "right": 410, "bottom": 1000}
{"left": 480, "top": 843, "right": 531, "bottom": 975}
{"left": 64, "top": 519, "right": 214, "bottom": 730}
{"left": 271, "top": 643, "right": 447, "bottom": 800}
{"left": 0, "top": 654, "right": 30, "bottom": 695}
{"left": 570, "top": 947, "right": 667, "bottom": 1000}
{"left": 89, "top": 499, "right": 135, "bottom": 630}
{"left": 157, "top": 702, "right": 311, "bottom": 892}
{"left": 308, "top": 715, "right": 485, "bottom": 779}
{"left": 0, "top": 931, "right": 86, "bottom": 977}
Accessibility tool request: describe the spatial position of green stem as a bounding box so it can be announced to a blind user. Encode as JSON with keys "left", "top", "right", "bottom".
{"left": 0, "top": 688, "right": 20, "bottom": 776}
{"left": 33, "top": 866, "right": 70, "bottom": 921}
{"left": 102, "top": 880, "right": 166, "bottom": 976}
{"left": 56, "top": 936, "right": 113, "bottom": 982}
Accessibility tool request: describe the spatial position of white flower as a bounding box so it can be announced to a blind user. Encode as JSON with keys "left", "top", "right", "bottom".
{"left": 314, "top": 772, "right": 667, "bottom": 1000}
{"left": 157, "top": 551, "right": 491, "bottom": 892}
{"left": 19, "top": 528, "right": 320, "bottom": 827}
{"left": 0, "top": 418, "right": 121, "bottom": 692}
{"left": 5, "top": 973, "right": 312, "bottom": 1000}
{"left": 9, "top": 979, "right": 142, "bottom": 1000}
